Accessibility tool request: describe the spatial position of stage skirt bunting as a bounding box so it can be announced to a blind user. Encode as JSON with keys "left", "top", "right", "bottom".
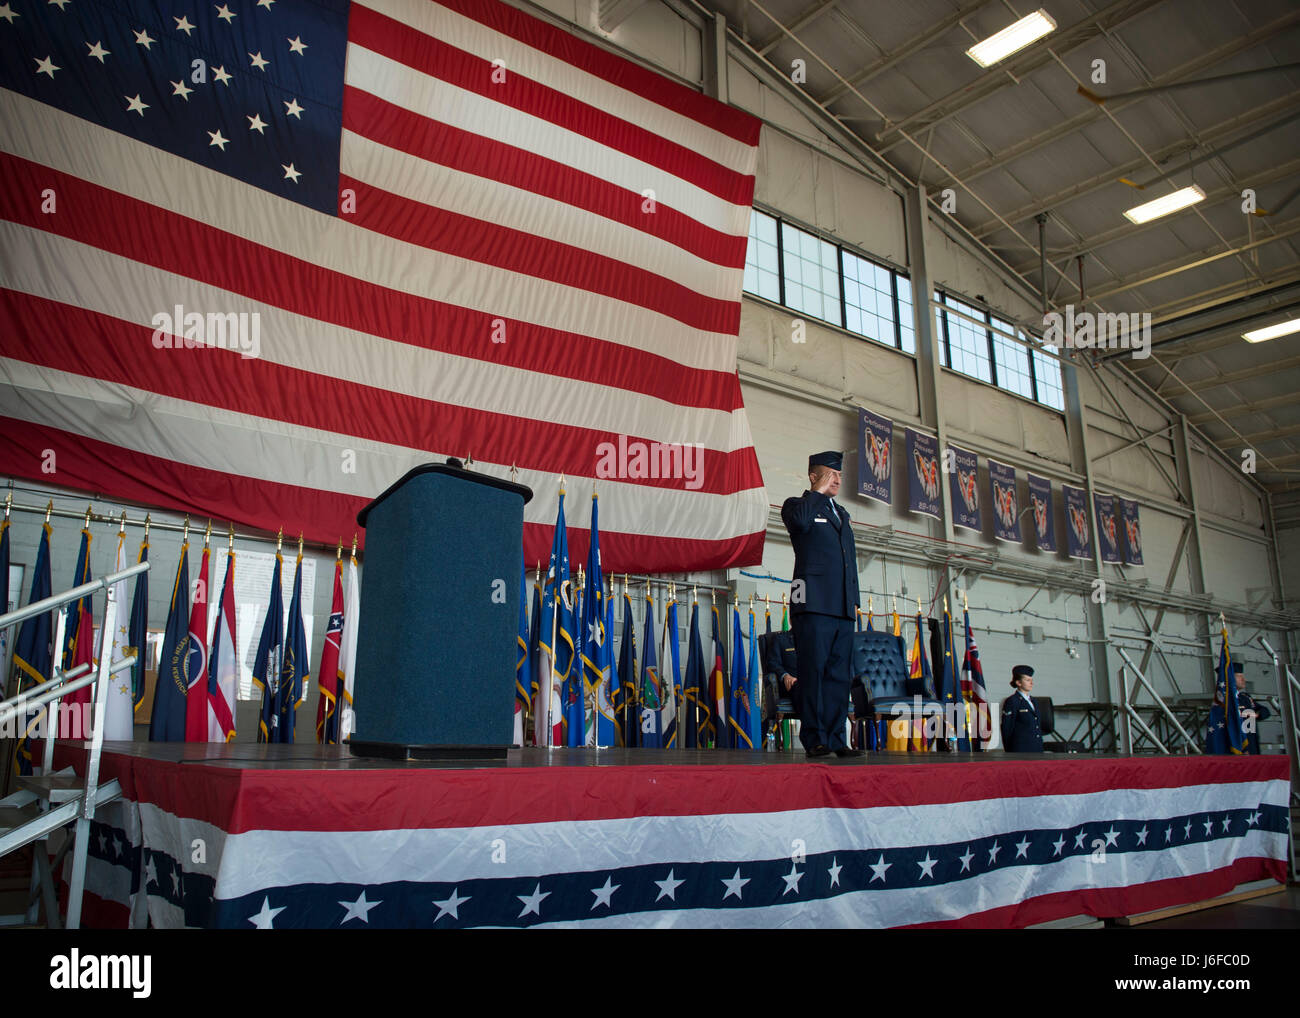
{"left": 65, "top": 749, "right": 1288, "bottom": 929}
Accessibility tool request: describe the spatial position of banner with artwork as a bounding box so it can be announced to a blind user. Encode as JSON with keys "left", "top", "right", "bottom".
{"left": 1026, "top": 473, "right": 1056, "bottom": 553}
{"left": 857, "top": 408, "right": 893, "bottom": 506}
{"left": 948, "top": 445, "right": 981, "bottom": 533}
{"left": 906, "top": 429, "right": 941, "bottom": 520}
{"left": 1063, "top": 484, "right": 1092, "bottom": 560}
{"left": 988, "top": 460, "right": 1021, "bottom": 544}
{"left": 1119, "top": 497, "right": 1143, "bottom": 566}
{"left": 1094, "top": 492, "right": 1121, "bottom": 564}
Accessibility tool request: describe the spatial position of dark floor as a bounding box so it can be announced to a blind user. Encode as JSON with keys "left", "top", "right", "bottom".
{"left": 1132, "top": 885, "right": 1300, "bottom": 929}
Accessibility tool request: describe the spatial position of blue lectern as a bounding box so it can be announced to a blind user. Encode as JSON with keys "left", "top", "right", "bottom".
{"left": 348, "top": 460, "right": 532, "bottom": 760}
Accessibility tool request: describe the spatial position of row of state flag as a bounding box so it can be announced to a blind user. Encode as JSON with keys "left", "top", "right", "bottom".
{"left": 516, "top": 487, "right": 763, "bottom": 749}
{"left": 5, "top": 510, "right": 362, "bottom": 777}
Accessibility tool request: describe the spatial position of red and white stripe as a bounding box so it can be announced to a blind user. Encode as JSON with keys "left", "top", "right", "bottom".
{"left": 208, "top": 553, "right": 238, "bottom": 743}
{"left": 0, "top": 0, "right": 765, "bottom": 572}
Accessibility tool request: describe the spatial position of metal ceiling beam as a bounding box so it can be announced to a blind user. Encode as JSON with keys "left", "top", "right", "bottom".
{"left": 1186, "top": 392, "right": 1300, "bottom": 426}
{"left": 816, "top": 0, "right": 995, "bottom": 105}
{"left": 596, "top": 0, "right": 648, "bottom": 33}
{"left": 1003, "top": 159, "right": 1300, "bottom": 276}
{"left": 1083, "top": 220, "right": 1300, "bottom": 305}
{"left": 1223, "top": 422, "right": 1300, "bottom": 448}
{"left": 960, "top": 10, "right": 1300, "bottom": 233}
{"left": 875, "top": 0, "right": 1164, "bottom": 152}
{"left": 1139, "top": 267, "right": 1300, "bottom": 324}
{"left": 756, "top": 0, "right": 838, "bottom": 56}
{"left": 1161, "top": 352, "right": 1300, "bottom": 394}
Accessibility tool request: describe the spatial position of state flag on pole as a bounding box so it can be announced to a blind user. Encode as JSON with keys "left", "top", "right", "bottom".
{"left": 515, "top": 551, "right": 529, "bottom": 748}
{"left": 660, "top": 596, "right": 680, "bottom": 749}
{"left": 127, "top": 537, "right": 149, "bottom": 713}
{"left": 729, "top": 602, "right": 753, "bottom": 749}
{"left": 207, "top": 550, "right": 238, "bottom": 743}
{"left": 709, "top": 602, "right": 729, "bottom": 748}
{"left": 638, "top": 593, "right": 662, "bottom": 749}
{"left": 149, "top": 545, "right": 190, "bottom": 743}
{"left": 183, "top": 544, "right": 211, "bottom": 742}
{"left": 682, "top": 600, "right": 708, "bottom": 749}
{"left": 338, "top": 548, "right": 361, "bottom": 742}
{"left": 277, "top": 551, "right": 311, "bottom": 744}
{"left": 617, "top": 587, "right": 638, "bottom": 749}
{"left": 747, "top": 603, "right": 761, "bottom": 748}
{"left": 12, "top": 521, "right": 52, "bottom": 775}
{"left": 103, "top": 530, "right": 135, "bottom": 741}
{"left": 961, "top": 608, "right": 990, "bottom": 751}
{"left": 603, "top": 586, "right": 620, "bottom": 747}
{"left": 62, "top": 527, "right": 94, "bottom": 719}
{"left": 317, "top": 555, "right": 344, "bottom": 744}
{"left": 1206, "top": 625, "right": 1244, "bottom": 755}
{"left": 254, "top": 552, "right": 285, "bottom": 744}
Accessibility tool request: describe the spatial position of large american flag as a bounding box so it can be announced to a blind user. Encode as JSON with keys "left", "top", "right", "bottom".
{"left": 0, "top": 0, "right": 766, "bottom": 572}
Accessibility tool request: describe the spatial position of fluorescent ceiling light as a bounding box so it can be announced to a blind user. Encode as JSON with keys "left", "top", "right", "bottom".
{"left": 965, "top": 10, "right": 1057, "bottom": 67}
{"left": 1122, "top": 184, "right": 1206, "bottom": 224}
{"left": 1243, "top": 317, "right": 1300, "bottom": 343}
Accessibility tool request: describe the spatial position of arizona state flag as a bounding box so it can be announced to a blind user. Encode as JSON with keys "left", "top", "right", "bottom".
{"left": 317, "top": 556, "right": 345, "bottom": 744}
{"left": 253, "top": 552, "right": 285, "bottom": 744}
{"left": 183, "top": 545, "right": 211, "bottom": 742}
{"left": 148, "top": 545, "right": 190, "bottom": 742}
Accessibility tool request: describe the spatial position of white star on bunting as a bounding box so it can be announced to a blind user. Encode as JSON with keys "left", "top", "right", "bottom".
{"left": 86, "top": 41, "right": 110, "bottom": 63}
{"left": 208, "top": 130, "right": 229, "bottom": 151}
{"left": 125, "top": 94, "right": 149, "bottom": 116}
{"left": 287, "top": 36, "right": 308, "bottom": 55}
{"left": 721, "top": 868, "right": 749, "bottom": 900}
{"left": 958, "top": 847, "right": 974, "bottom": 872}
{"left": 590, "top": 876, "right": 619, "bottom": 910}
{"left": 249, "top": 51, "right": 269, "bottom": 71}
{"left": 654, "top": 870, "right": 684, "bottom": 901}
{"left": 133, "top": 29, "right": 154, "bottom": 50}
{"left": 248, "top": 897, "right": 284, "bottom": 929}
{"left": 215, "top": 4, "right": 236, "bottom": 24}
{"left": 338, "top": 891, "right": 381, "bottom": 924}
{"left": 782, "top": 864, "right": 803, "bottom": 894}
{"left": 212, "top": 65, "right": 232, "bottom": 85}
{"left": 247, "top": 113, "right": 267, "bottom": 133}
{"left": 916, "top": 853, "right": 937, "bottom": 879}
{"left": 283, "top": 98, "right": 303, "bottom": 118}
{"left": 868, "top": 854, "right": 891, "bottom": 883}
{"left": 433, "top": 888, "right": 470, "bottom": 922}
{"left": 517, "top": 883, "right": 549, "bottom": 918}
{"left": 827, "top": 857, "right": 842, "bottom": 887}
{"left": 34, "top": 56, "right": 59, "bottom": 78}
{"left": 174, "top": 15, "right": 195, "bottom": 35}
{"left": 282, "top": 163, "right": 301, "bottom": 183}
{"left": 171, "top": 80, "right": 193, "bottom": 100}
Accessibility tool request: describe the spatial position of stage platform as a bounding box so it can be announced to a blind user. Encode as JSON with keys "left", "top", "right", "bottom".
{"left": 54, "top": 742, "right": 1290, "bottom": 929}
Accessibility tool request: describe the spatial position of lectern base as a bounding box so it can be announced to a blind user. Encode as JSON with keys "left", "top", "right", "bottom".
{"left": 347, "top": 740, "right": 509, "bottom": 762}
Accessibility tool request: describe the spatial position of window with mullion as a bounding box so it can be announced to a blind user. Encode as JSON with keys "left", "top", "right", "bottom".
{"left": 781, "top": 223, "right": 840, "bottom": 325}
{"left": 942, "top": 293, "right": 993, "bottom": 383}
{"left": 742, "top": 210, "right": 781, "bottom": 303}
{"left": 1032, "top": 346, "right": 1065, "bottom": 410}
{"left": 992, "top": 316, "right": 1034, "bottom": 400}
{"left": 843, "top": 250, "right": 897, "bottom": 347}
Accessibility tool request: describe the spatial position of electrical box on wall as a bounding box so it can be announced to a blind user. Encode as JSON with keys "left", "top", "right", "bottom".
{"left": 1023, "top": 625, "right": 1044, "bottom": 645}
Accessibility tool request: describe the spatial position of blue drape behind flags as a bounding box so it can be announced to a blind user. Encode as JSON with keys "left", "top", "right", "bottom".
{"left": 857, "top": 407, "right": 893, "bottom": 505}
{"left": 1027, "top": 473, "right": 1056, "bottom": 554}
{"left": 906, "top": 429, "right": 941, "bottom": 519}
{"left": 729, "top": 603, "right": 753, "bottom": 748}
{"left": 12, "top": 522, "right": 52, "bottom": 775}
{"left": 1063, "top": 484, "right": 1092, "bottom": 560}
{"left": 682, "top": 601, "right": 707, "bottom": 749}
{"left": 639, "top": 594, "right": 662, "bottom": 748}
{"left": 618, "top": 589, "right": 638, "bottom": 748}
{"left": 253, "top": 552, "right": 284, "bottom": 744}
{"left": 949, "top": 445, "right": 981, "bottom": 533}
{"left": 989, "top": 460, "right": 1021, "bottom": 544}
{"left": 149, "top": 544, "right": 190, "bottom": 742}
{"left": 1206, "top": 627, "right": 1245, "bottom": 755}
{"left": 128, "top": 539, "right": 149, "bottom": 711}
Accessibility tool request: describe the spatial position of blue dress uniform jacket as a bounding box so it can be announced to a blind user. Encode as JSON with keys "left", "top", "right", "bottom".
{"left": 1000, "top": 692, "right": 1043, "bottom": 752}
{"left": 781, "top": 490, "right": 859, "bottom": 751}
{"left": 781, "top": 491, "right": 860, "bottom": 619}
{"left": 1238, "top": 690, "right": 1271, "bottom": 755}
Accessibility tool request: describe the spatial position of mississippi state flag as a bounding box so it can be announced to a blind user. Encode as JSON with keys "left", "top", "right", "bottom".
{"left": 0, "top": 0, "right": 765, "bottom": 574}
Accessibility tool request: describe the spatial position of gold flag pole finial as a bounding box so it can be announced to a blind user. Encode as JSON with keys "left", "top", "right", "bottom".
{"left": 509, "top": 463, "right": 518, "bottom": 484}
{"left": 44, "top": 499, "right": 53, "bottom": 524}
{"left": 352, "top": 533, "right": 359, "bottom": 558}
{"left": 83, "top": 503, "right": 93, "bottom": 529}
{"left": 868, "top": 596, "right": 873, "bottom": 614}
{"left": 276, "top": 527, "right": 283, "bottom": 553}
{"left": 962, "top": 590, "right": 969, "bottom": 611}
{"left": 228, "top": 522, "right": 235, "bottom": 552}
{"left": 143, "top": 513, "right": 151, "bottom": 542}
{"left": 182, "top": 515, "right": 191, "bottom": 543}
{"left": 336, "top": 539, "right": 343, "bottom": 562}
{"left": 297, "top": 531, "right": 304, "bottom": 558}
{"left": 943, "top": 595, "right": 949, "bottom": 614}
{"left": 917, "top": 596, "right": 923, "bottom": 616}
{"left": 204, "top": 518, "right": 212, "bottom": 547}
{"left": 118, "top": 511, "right": 127, "bottom": 535}
{"left": 4, "top": 490, "right": 12, "bottom": 521}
